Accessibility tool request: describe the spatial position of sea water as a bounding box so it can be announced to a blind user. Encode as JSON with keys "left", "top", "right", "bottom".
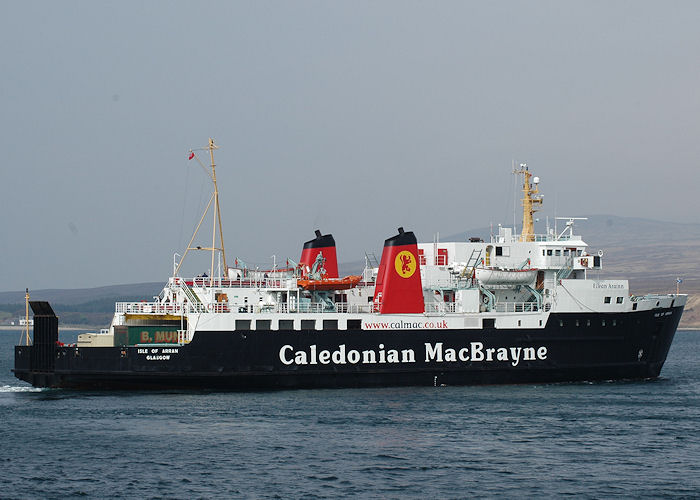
{"left": 1, "top": 329, "right": 699, "bottom": 499}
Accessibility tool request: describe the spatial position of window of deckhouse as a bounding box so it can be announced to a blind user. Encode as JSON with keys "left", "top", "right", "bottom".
{"left": 418, "top": 249, "right": 426, "bottom": 266}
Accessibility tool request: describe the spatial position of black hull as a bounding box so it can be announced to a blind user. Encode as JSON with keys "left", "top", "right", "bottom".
{"left": 14, "top": 307, "right": 684, "bottom": 390}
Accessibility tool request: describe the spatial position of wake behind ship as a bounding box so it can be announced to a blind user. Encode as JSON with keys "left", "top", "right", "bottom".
{"left": 14, "top": 140, "right": 686, "bottom": 389}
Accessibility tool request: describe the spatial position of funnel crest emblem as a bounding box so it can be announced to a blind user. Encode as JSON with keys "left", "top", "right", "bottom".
{"left": 394, "top": 251, "right": 416, "bottom": 279}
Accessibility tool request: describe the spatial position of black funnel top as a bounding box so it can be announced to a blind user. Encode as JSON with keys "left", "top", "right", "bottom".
{"left": 30, "top": 301, "right": 56, "bottom": 317}
{"left": 384, "top": 228, "right": 417, "bottom": 247}
{"left": 303, "top": 230, "right": 336, "bottom": 249}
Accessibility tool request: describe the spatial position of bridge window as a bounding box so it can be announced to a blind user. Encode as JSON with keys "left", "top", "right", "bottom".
{"left": 547, "top": 250, "right": 553, "bottom": 256}
{"left": 555, "top": 249, "right": 561, "bottom": 256}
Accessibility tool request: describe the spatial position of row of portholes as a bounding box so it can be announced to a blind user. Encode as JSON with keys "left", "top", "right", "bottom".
{"left": 559, "top": 318, "right": 620, "bottom": 327}
{"left": 604, "top": 296, "right": 625, "bottom": 304}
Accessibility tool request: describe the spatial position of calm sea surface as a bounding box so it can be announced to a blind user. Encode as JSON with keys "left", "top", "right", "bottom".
{"left": 1, "top": 328, "right": 699, "bottom": 499}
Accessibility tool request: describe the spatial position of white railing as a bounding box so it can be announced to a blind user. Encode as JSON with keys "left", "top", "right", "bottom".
{"left": 525, "top": 234, "right": 580, "bottom": 242}
{"left": 118, "top": 300, "right": 383, "bottom": 316}
{"left": 337, "top": 303, "right": 373, "bottom": 314}
{"left": 116, "top": 302, "right": 194, "bottom": 314}
{"left": 423, "top": 302, "right": 457, "bottom": 314}
{"left": 172, "top": 276, "right": 297, "bottom": 290}
{"left": 493, "top": 301, "right": 539, "bottom": 313}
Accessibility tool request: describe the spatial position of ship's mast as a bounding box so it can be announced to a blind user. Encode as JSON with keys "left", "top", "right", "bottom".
{"left": 23, "top": 288, "right": 31, "bottom": 346}
{"left": 513, "top": 163, "right": 542, "bottom": 242}
{"left": 175, "top": 138, "right": 228, "bottom": 283}
{"left": 209, "top": 138, "right": 227, "bottom": 282}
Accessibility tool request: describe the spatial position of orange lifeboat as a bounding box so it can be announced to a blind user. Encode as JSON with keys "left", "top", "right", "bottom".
{"left": 297, "top": 275, "right": 362, "bottom": 291}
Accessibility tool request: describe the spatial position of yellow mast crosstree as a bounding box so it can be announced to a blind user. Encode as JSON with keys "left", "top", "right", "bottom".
{"left": 514, "top": 163, "right": 542, "bottom": 242}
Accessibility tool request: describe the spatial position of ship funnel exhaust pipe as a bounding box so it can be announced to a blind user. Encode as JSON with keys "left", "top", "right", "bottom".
{"left": 299, "top": 230, "right": 339, "bottom": 278}
{"left": 373, "top": 228, "right": 424, "bottom": 314}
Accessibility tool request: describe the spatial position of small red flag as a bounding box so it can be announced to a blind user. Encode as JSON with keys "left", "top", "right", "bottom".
{"left": 188, "top": 152, "right": 195, "bottom": 160}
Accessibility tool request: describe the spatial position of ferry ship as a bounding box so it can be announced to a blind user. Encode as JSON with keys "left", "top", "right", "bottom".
{"left": 14, "top": 139, "right": 686, "bottom": 389}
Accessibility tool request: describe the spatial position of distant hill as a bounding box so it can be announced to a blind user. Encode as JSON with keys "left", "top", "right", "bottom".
{"left": 0, "top": 282, "right": 163, "bottom": 305}
{"left": 0, "top": 282, "right": 163, "bottom": 328}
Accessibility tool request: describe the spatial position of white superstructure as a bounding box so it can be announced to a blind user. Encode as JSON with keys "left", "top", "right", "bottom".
{"left": 79, "top": 154, "right": 686, "bottom": 347}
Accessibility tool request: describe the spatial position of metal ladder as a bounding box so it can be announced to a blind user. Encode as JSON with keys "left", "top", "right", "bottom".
{"left": 460, "top": 249, "right": 483, "bottom": 279}
{"left": 180, "top": 282, "right": 204, "bottom": 311}
{"left": 365, "top": 252, "right": 380, "bottom": 268}
{"left": 556, "top": 255, "right": 575, "bottom": 281}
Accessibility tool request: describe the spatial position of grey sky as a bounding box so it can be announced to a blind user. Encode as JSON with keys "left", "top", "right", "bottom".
{"left": 2, "top": 1, "right": 699, "bottom": 291}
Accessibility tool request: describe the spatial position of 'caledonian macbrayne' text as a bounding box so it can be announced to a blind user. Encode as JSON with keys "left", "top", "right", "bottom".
{"left": 280, "top": 342, "right": 547, "bottom": 367}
